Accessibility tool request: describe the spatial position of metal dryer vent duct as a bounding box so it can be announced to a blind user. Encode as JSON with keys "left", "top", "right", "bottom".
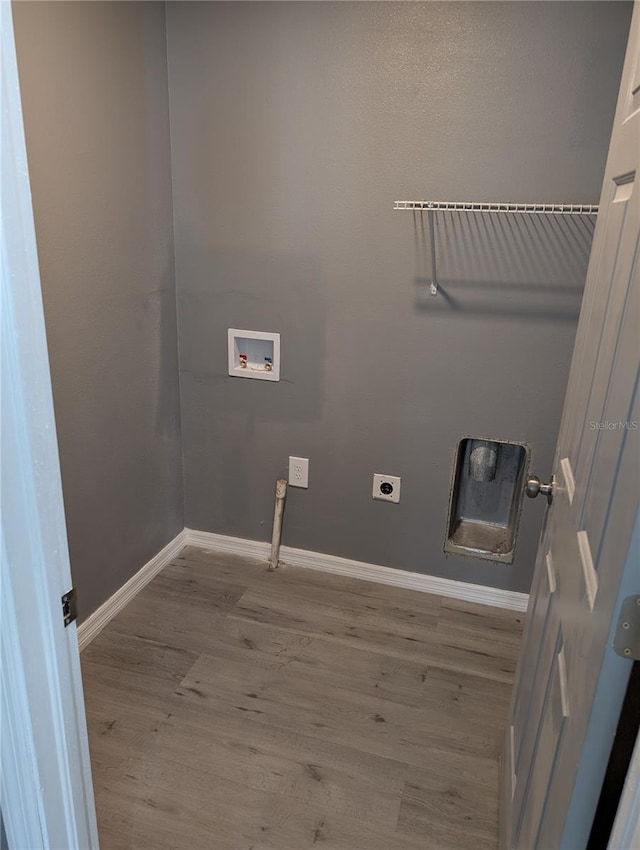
{"left": 469, "top": 440, "right": 499, "bottom": 482}
{"left": 445, "top": 436, "right": 530, "bottom": 564}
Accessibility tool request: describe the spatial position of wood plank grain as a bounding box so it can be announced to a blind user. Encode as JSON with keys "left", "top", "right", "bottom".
{"left": 82, "top": 632, "right": 198, "bottom": 694}
{"left": 174, "top": 651, "right": 503, "bottom": 765}
{"left": 397, "top": 762, "right": 500, "bottom": 850}
{"left": 81, "top": 546, "right": 522, "bottom": 850}
{"left": 115, "top": 706, "right": 409, "bottom": 829}
{"left": 232, "top": 585, "right": 514, "bottom": 682}
{"left": 95, "top": 755, "right": 432, "bottom": 850}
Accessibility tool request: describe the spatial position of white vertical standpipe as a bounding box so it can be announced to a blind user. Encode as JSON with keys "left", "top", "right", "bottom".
{"left": 268, "top": 478, "right": 288, "bottom": 570}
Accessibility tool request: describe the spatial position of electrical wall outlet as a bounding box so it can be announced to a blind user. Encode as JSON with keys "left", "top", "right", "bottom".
{"left": 289, "top": 456, "right": 309, "bottom": 488}
{"left": 372, "top": 473, "right": 401, "bottom": 503}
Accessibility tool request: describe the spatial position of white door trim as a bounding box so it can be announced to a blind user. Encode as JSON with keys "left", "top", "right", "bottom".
{"left": 1, "top": 3, "right": 99, "bottom": 846}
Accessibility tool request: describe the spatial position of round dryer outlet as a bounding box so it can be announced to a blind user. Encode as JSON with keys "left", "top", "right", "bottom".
{"left": 372, "top": 473, "right": 401, "bottom": 504}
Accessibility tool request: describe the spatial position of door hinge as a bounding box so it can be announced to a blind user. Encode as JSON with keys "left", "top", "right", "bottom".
{"left": 61, "top": 587, "right": 77, "bottom": 627}
{"left": 613, "top": 595, "right": 640, "bottom": 660}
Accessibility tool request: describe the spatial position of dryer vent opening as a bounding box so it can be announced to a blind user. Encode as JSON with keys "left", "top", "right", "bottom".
{"left": 445, "top": 437, "right": 530, "bottom": 564}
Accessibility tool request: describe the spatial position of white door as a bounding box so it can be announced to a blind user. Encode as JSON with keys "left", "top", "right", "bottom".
{"left": 1, "top": 4, "right": 99, "bottom": 847}
{"left": 501, "top": 7, "right": 640, "bottom": 850}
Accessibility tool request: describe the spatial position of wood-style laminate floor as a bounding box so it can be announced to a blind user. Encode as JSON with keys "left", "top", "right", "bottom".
{"left": 81, "top": 546, "right": 524, "bottom": 850}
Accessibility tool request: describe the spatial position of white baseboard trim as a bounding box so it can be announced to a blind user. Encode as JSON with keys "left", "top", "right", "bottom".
{"left": 78, "top": 527, "right": 528, "bottom": 652}
{"left": 184, "top": 528, "right": 529, "bottom": 612}
{"left": 76, "top": 529, "right": 187, "bottom": 651}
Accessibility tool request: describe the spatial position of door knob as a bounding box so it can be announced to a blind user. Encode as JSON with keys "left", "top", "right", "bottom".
{"left": 526, "top": 474, "right": 554, "bottom": 505}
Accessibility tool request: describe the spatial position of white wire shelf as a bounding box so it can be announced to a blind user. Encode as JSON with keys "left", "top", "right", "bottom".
{"left": 394, "top": 200, "right": 597, "bottom": 296}
{"left": 393, "top": 200, "right": 599, "bottom": 216}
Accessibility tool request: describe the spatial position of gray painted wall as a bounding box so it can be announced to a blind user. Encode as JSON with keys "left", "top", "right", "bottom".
{"left": 13, "top": 1, "right": 183, "bottom": 620}
{"left": 167, "top": 1, "right": 631, "bottom": 593}
{"left": 10, "top": 1, "right": 631, "bottom": 616}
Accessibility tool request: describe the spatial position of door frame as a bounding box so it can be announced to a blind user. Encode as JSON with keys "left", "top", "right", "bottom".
{"left": 1, "top": 3, "right": 99, "bottom": 846}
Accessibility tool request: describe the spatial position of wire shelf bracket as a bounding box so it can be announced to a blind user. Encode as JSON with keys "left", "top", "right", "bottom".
{"left": 394, "top": 200, "right": 599, "bottom": 295}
